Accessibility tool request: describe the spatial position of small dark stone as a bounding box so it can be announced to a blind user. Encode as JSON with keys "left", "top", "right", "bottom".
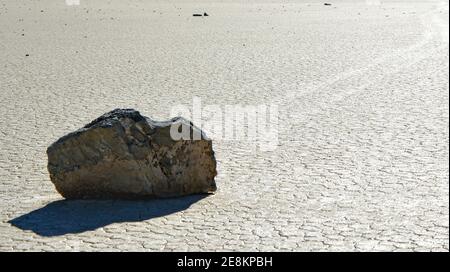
{"left": 324, "top": 3, "right": 332, "bottom": 6}
{"left": 25, "top": 54, "right": 29, "bottom": 57}
{"left": 203, "top": 12, "right": 209, "bottom": 16}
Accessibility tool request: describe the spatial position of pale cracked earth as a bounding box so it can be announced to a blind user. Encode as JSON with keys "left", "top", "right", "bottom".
{"left": 0, "top": 0, "right": 449, "bottom": 251}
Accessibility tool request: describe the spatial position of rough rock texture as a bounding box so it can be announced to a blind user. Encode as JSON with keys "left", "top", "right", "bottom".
{"left": 47, "top": 109, "right": 217, "bottom": 199}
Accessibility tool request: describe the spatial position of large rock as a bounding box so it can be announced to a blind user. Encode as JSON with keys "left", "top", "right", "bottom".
{"left": 47, "top": 109, "right": 217, "bottom": 199}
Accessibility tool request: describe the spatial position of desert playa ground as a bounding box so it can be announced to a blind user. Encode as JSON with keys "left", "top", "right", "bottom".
{"left": 0, "top": 0, "right": 448, "bottom": 251}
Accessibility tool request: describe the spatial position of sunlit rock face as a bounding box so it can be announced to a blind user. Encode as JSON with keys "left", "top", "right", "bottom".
{"left": 47, "top": 109, "right": 217, "bottom": 199}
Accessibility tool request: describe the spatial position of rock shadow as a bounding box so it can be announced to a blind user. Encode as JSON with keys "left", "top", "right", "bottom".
{"left": 9, "top": 195, "right": 207, "bottom": 237}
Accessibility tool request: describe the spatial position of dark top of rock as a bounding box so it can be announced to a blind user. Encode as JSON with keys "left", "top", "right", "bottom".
{"left": 48, "top": 109, "right": 210, "bottom": 153}
{"left": 84, "top": 108, "right": 146, "bottom": 129}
